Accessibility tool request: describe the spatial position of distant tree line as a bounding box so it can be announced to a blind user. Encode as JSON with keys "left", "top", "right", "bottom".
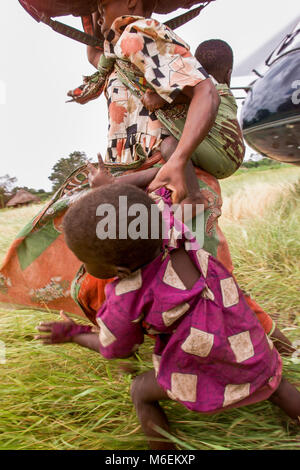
{"left": 241, "top": 157, "right": 283, "bottom": 169}
{"left": 48, "top": 151, "right": 90, "bottom": 192}
{"left": 0, "top": 151, "right": 90, "bottom": 208}
{"left": 1, "top": 152, "right": 287, "bottom": 208}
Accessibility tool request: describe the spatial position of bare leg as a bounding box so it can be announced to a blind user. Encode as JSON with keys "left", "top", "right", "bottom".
{"left": 270, "top": 327, "right": 295, "bottom": 357}
{"left": 130, "top": 369, "right": 176, "bottom": 450}
{"left": 269, "top": 377, "right": 300, "bottom": 421}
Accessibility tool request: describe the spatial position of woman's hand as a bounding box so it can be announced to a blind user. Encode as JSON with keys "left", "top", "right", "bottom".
{"left": 148, "top": 158, "right": 187, "bottom": 204}
{"left": 87, "top": 153, "right": 114, "bottom": 188}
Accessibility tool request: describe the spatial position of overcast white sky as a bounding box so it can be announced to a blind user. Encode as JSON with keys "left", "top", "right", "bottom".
{"left": 0, "top": 0, "right": 299, "bottom": 190}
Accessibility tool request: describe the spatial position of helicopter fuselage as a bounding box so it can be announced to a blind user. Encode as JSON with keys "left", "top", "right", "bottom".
{"left": 241, "top": 44, "right": 300, "bottom": 166}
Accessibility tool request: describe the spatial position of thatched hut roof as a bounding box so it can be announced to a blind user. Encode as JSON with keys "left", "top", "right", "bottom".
{"left": 6, "top": 190, "right": 40, "bottom": 207}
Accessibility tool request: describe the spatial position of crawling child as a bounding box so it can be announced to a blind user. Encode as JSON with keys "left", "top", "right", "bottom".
{"left": 35, "top": 179, "right": 300, "bottom": 450}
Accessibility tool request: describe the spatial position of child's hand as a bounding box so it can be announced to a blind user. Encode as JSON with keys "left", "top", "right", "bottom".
{"left": 34, "top": 311, "right": 79, "bottom": 345}
{"left": 87, "top": 153, "right": 114, "bottom": 188}
{"left": 141, "top": 89, "right": 167, "bottom": 112}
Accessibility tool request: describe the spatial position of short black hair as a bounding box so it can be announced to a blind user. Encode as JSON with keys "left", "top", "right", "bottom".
{"left": 195, "top": 39, "right": 233, "bottom": 82}
{"left": 63, "top": 184, "right": 163, "bottom": 270}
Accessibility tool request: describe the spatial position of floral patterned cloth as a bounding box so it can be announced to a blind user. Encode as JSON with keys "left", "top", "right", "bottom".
{"left": 95, "top": 188, "right": 282, "bottom": 414}
{"left": 102, "top": 15, "right": 208, "bottom": 167}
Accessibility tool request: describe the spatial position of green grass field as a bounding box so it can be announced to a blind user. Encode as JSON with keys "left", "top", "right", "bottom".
{"left": 1, "top": 166, "right": 300, "bottom": 450}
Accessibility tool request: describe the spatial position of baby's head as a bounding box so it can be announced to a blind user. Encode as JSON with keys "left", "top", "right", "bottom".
{"left": 63, "top": 184, "right": 163, "bottom": 279}
{"left": 98, "top": 0, "right": 156, "bottom": 37}
{"left": 195, "top": 39, "right": 233, "bottom": 87}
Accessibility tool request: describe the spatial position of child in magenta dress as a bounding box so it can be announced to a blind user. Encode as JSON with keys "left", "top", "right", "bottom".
{"left": 35, "top": 174, "right": 300, "bottom": 449}
{"left": 91, "top": 186, "right": 282, "bottom": 410}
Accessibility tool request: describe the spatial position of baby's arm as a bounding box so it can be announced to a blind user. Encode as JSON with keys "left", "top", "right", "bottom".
{"left": 94, "top": 293, "right": 145, "bottom": 360}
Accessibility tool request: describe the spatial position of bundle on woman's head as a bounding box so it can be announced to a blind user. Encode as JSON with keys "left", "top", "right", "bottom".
{"left": 18, "top": 0, "right": 98, "bottom": 18}
{"left": 63, "top": 184, "right": 163, "bottom": 270}
{"left": 19, "top": 0, "right": 213, "bottom": 21}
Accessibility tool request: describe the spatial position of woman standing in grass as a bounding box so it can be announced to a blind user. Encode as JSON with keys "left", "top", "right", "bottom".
{"left": 0, "top": 0, "right": 293, "bottom": 358}
{"left": 69, "top": 0, "right": 293, "bottom": 353}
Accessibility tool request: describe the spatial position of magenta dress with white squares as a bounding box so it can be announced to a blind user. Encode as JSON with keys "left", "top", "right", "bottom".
{"left": 96, "top": 188, "right": 282, "bottom": 413}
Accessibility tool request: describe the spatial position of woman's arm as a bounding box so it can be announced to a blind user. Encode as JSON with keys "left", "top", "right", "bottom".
{"left": 171, "top": 79, "right": 220, "bottom": 168}
{"left": 148, "top": 79, "right": 220, "bottom": 202}
{"left": 87, "top": 11, "right": 103, "bottom": 69}
{"left": 118, "top": 22, "right": 220, "bottom": 202}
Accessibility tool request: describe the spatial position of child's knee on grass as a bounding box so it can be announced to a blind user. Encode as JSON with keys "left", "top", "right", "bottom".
{"left": 130, "top": 370, "right": 169, "bottom": 406}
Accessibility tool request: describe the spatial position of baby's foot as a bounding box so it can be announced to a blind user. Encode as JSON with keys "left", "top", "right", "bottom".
{"left": 141, "top": 89, "right": 167, "bottom": 112}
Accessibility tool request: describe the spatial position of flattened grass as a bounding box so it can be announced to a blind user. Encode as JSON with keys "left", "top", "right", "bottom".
{"left": 0, "top": 167, "right": 300, "bottom": 450}
{"left": 1, "top": 307, "right": 299, "bottom": 450}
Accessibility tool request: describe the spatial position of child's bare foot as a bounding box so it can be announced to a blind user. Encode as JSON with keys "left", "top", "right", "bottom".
{"left": 270, "top": 327, "right": 296, "bottom": 357}
{"left": 269, "top": 377, "right": 300, "bottom": 423}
